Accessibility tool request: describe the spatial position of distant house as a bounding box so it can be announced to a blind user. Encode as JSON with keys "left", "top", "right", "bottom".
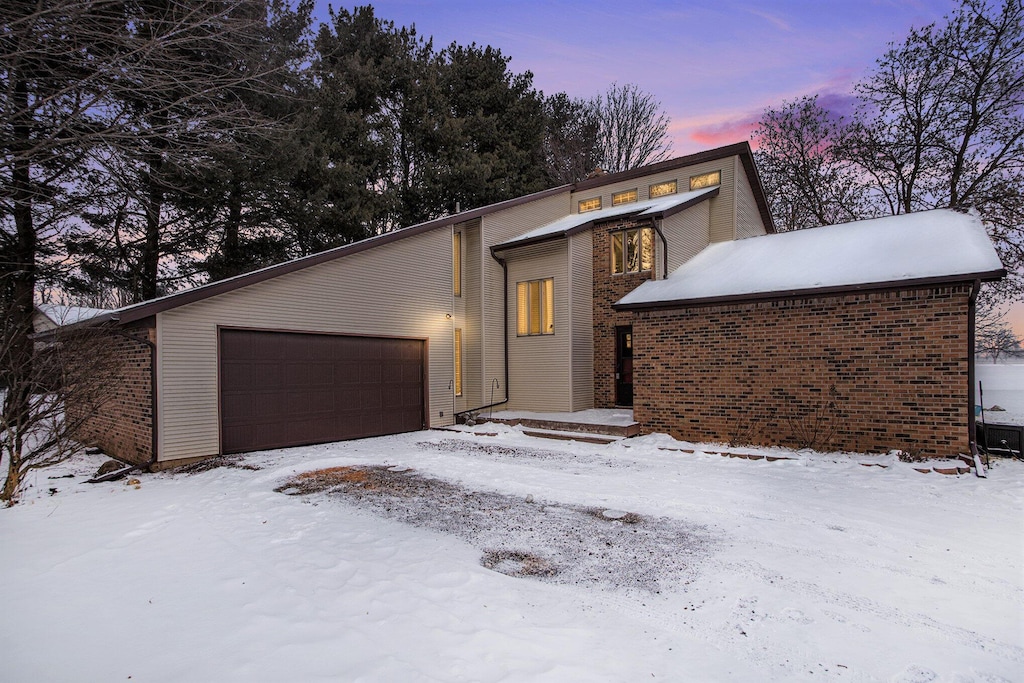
{"left": 64, "top": 142, "right": 1004, "bottom": 467}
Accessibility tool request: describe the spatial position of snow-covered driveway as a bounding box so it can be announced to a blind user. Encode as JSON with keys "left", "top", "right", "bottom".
{"left": 2, "top": 427, "right": 1022, "bottom": 682}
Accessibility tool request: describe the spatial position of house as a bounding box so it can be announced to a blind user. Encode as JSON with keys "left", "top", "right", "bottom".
{"left": 68, "top": 141, "right": 1003, "bottom": 468}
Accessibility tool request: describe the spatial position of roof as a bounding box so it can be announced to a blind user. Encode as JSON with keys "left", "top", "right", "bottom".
{"left": 615, "top": 209, "right": 1006, "bottom": 310}
{"left": 491, "top": 186, "right": 719, "bottom": 252}
{"left": 35, "top": 304, "right": 109, "bottom": 326}
{"left": 84, "top": 141, "right": 768, "bottom": 325}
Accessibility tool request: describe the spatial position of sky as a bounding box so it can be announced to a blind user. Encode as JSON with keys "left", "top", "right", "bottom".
{"left": 312, "top": 0, "right": 1023, "bottom": 336}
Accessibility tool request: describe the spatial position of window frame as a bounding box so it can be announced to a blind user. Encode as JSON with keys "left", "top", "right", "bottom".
{"left": 611, "top": 227, "right": 655, "bottom": 275}
{"left": 577, "top": 197, "right": 602, "bottom": 213}
{"left": 454, "top": 328, "right": 463, "bottom": 396}
{"left": 649, "top": 179, "right": 677, "bottom": 198}
{"left": 611, "top": 188, "right": 638, "bottom": 206}
{"left": 516, "top": 277, "right": 555, "bottom": 336}
{"left": 689, "top": 170, "right": 721, "bottom": 191}
{"left": 453, "top": 230, "right": 462, "bottom": 297}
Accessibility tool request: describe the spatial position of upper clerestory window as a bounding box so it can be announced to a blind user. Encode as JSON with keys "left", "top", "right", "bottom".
{"left": 578, "top": 197, "right": 602, "bottom": 213}
{"left": 612, "top": 189, "right": 638, "bottom": 206}
{"left": 689, "top": 170, "right": 721, "bottom": 191}
{"left": 649, "top": 179, "right": 677, "bottom": 198}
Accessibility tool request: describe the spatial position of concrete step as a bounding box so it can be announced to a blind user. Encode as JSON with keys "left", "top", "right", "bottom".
{"left": 485, "top": 416, "right": 640, "bottom": 438}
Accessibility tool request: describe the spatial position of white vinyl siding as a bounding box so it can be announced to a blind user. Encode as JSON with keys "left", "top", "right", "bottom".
{"left": 735, "top": 156, "right": 769, "bottom": 238}
{"left": 569, "top": 232, "right": 594, "bottom": 411}
{"left": 481, "top": 192, "right": 571, "bottom": 407}
{"left": 662, "top": 202, "right": 712, "bottom": 274}
{"left": 156, "top": 228, "right": 453, "bottom": 463}
{"left": 455, "top": 218, "right": 482, "bottom": 412}
{"left": 504, "top": 240, "right": 570, "bottom": 411}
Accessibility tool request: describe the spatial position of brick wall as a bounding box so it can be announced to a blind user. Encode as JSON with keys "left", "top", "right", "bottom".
{"left": 632, "top": 285, "right": 972, "bottom": 457}
{"left": 593, "top": 217, "right": 655, "bottom": 407}
{"left": 73, "top": 322, "right": 155, "bottom": 465}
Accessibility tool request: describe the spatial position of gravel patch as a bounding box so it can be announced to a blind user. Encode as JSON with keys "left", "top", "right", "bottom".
{"left": 276, "top": 464, "right": 710, "bottom": 593}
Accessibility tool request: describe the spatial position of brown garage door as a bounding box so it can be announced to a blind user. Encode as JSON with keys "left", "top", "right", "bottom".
{"left": 219, "top": 329, "right": 425, "bottom": 454}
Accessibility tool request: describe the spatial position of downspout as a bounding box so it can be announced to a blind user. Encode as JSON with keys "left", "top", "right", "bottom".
{"left": 456, "top": 250, "right": 510, "bottom": 418}
{"left": 967, "top": 279, "right": 981, "bottom": 456}
{"left": 650, "top": 218, "right": 668, "bottom": 279}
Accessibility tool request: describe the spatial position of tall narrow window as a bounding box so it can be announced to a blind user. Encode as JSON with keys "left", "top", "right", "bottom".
{"left": 454, "top": 328, "right": 463, "bottom": 396}
{"left": 453, "top": 231, "right": 462, "bottom": 297}
{"left": 611, "top": 228, "right": 654, "bottom": 274}
{"left": 516, "top": 278, "right": 554, "bottom": 335}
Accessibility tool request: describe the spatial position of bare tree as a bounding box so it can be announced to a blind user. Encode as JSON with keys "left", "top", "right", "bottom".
{"left": 0, "top": 318, "right": 122, "bottom": 504}
{"left": 754, "top": 96, "right": 873, "bottom": 231}
{"left": 755, "top": 0, "right": 1024, "bottom": 306}
{"left": 594, "top": 83, "right": 673, "bottom": 173}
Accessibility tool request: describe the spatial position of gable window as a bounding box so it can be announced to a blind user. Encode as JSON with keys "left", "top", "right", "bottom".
{"left": 649, "top": 179, "right": 677, "bottom": 198}
{"left": 454, "top": 328, "right": 463, "bottom": 396}
{"left": 578, "top": 197, "right": 602, "bottom": 213}
{"left": 516, "top": 278, "right": 554, "bottom": 336}
{"left": 612, "top": 189, "right": 638, "bottom": 206}
{"left": 611, "top": 227, "right": 654, "bottom": 274}
{"left": 689, "top": 170, "right": 721, "bottom": 190}
{"left": 453, "top": 231, "right": 462, "bottom": 297}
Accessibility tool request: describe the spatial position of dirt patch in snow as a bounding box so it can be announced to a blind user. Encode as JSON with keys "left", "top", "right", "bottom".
{"left": 276, "top": 464, "right": 710, "bottom": 593}
{"left": 177, "top": 456, "right": 262, "bottom": 475}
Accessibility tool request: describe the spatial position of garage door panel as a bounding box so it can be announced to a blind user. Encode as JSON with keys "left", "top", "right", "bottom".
{"left": 220, "top": 330, "right": 424, "bottom": 454}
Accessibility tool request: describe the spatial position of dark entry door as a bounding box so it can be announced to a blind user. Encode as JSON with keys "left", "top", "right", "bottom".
{"left": 219, "top": 329, "right": 425, "bottom": 454}
{"left": 615, "top": 326, "right": 633, "bottom": 406}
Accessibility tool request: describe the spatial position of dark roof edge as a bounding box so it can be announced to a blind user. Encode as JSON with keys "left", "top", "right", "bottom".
{"left": 612, "top": 270, "right": 1007, "bottom": 311}
{"left": 654, "top": 186, "right": 721, "bottom": 220}
{"left": 114, "top": 184, "right": 570, "bottom": 324}
{"left": 571, "top": 141, "right": 776, "bottom": 234}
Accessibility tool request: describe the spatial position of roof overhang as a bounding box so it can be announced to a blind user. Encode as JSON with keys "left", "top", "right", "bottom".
{"left": 613, "top": 270, "right": 1007, "bottom": 311}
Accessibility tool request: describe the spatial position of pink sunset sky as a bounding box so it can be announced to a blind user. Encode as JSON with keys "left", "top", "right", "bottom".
{"left": 315, "top": 0, "right": 1022, "bottom": 335}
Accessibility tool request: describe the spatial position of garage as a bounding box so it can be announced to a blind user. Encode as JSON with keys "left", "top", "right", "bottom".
{"left": 219, "top": 329, "right": 425, "bottom": 454}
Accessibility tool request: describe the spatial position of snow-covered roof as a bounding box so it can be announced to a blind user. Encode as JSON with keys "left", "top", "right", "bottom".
{"left": 36, "top": 304, "right": 110, "bottom": 326}
{"left": 493, "top": 186, "right": 719, "bottom": 250}
{"left": 616, "top": 209, "right": 1005, "bottom": 308}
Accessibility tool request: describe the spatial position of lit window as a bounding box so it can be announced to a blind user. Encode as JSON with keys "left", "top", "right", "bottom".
{"left": 649, "top": 180, "right": 677, "bottom": 198}
{"left": 454, "top": 328, "right": 463, "bottom": 396}
{"left": 453, "top": 231, "right": 462, "bottom": 297}
{"left": 578, "top": 197, "right": 602, "bottom": 213}
{"left": 612, "top": 189, "right": 638, "bottom": 206}
{"left": 689, "top": 170, "right": 721, "bottom": 190}
{"left": 516, "top": 278, "right": 554, "bottom": 336}
{"left": 611, "top": 228, "right": 654, "bottom": 274}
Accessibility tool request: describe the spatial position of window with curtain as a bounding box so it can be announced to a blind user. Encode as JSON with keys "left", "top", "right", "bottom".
{"left": 516, "top": 278, "right": 554, "bottom": 335}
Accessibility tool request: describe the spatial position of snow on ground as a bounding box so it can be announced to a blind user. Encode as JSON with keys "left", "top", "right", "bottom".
{"left": 2, "top": 428, "right": 1022, "bottom": 682}
{"left": 977, "top": 363, "right": 1024, "bottom": 426}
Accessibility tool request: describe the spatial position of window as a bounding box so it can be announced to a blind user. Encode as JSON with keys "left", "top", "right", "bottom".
{"left": 649, "top": 179, "right": 677, "bottom": 198}
{"left": 689, "top": 170, "right": 721, "bottom": 190}
{"left": 612, "top": 189, "right": 638, "bottom": 206}
{"left": 454, "top": 328, "right": 463, "bottom": 396}
{"left": 611, "top": 227, "right": 655, "bottom": 274}
{"left": 516, "top": 278, "right": 554, "bottom": 336}
{"left": 578, "top": 197, "right": 602, "bottom": 213}
{"left": 453, "top": 231, "right": 462, "bottom": 297}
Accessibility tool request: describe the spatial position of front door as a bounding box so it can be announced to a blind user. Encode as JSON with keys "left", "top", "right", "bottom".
{"left": 615, "top": 326, "right": 633, "bottom": 406}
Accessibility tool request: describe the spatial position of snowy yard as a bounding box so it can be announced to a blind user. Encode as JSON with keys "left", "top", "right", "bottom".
{"left": 2, "top": 427, "right": 1022, "bottom": 682}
